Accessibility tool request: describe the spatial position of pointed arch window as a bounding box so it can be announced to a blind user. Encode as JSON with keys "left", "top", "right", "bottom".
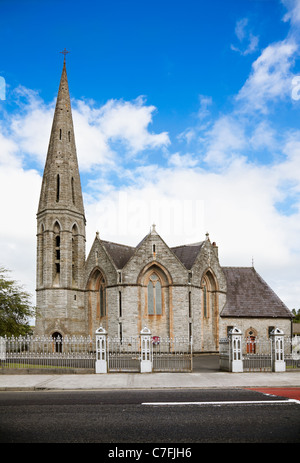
{"left": 99, "top": 279, "right": 106, "bottom": 317}
{"left": 202, "top": 280, "right": 207, "bottom": 318}
{"left": 201, "top": 271, "right": 217, "bottom": 319}
{"left": 147, "top": 273, "right": 162, "bottom": 315}
{"left": 72, "top": 224, "right": 78, "bottom": 286}
{"left": 38, "top": 224, "right": 45, "bottom": 286}
{"left": 53, "top": 222, "right": 61, "bottom": 285}
{"left": 56, "top": 174, "right": 60, "bottom": 202}
{"left": 71, "top": 177, "right": 75, "bottom": 205}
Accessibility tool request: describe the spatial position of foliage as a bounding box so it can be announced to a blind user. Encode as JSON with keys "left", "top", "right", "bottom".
{"left": 0, "top": 266, "right": 35, "bottom": 336}
{"left": 292, "top": 309, "right": 300, "bottom": 323}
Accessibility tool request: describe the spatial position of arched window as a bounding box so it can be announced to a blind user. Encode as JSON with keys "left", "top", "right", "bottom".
{"left": 202, "top": 280, "right": 207, "bottom": 318}
{"left": 56, "top": 174, "right": 60, "bottom": 202}
{"left": 53, "top": 222, "right": 61, "bottom": 285}
{"left": 71, "top": 177, "right": 75, "bottom": 205}
{"left": 147, "top": 273, "right": 162, "bottom": 315}
{"left": 52, "top": 332, "right": 62, "bottom": 353}
{"left": 38, "top": 224, "right": 45, "bottom": 285}
{"left": 72, "top": 224, "right": 78, "bottom": 286}
{"left": 201, "top": 271, "right": 217, "bottom": 319}
{"left": 99, "top": 279, "right": 106, "bottom": 317}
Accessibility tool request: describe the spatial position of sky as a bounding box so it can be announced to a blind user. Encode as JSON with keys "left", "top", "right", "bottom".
{"left": 0, "top": 0, "right": 300, "bottom": 316}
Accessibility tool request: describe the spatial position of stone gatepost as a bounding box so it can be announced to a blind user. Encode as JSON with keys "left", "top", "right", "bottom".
{"left": 0, "top": 337, "right": 5, "bottom": 360}
{"left": 229, "top": 327, "right": 243, "bottom": 372}
{"left": 95, "top": 326, "right": 107, "bottom": 373}
{"left": 140, "top": 327, "right": 152, "bottom": 373}
{"left": 270, "top": 328, "right": 286, "bottom": 372}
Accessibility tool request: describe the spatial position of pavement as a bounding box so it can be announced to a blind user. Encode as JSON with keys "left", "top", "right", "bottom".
{"left": 0, "top": 370, "right": 299, "bottom": 391}
{"left": 1, "top": 355, "right": 299, "bottom": 391}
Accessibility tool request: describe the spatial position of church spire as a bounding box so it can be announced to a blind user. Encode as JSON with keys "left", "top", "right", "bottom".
{"left": 35, "top": 54, "right": 86, "bottom": 337}
{"left": 37, "top": 54, "right": 85, "bottom": 219}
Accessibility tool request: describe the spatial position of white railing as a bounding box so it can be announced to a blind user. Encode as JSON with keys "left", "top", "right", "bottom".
{"left": 0, "top": 335, "right": 96, "bottom": 371}
{"left": 152, "top": 336, "right": 192, "bottom": 372}
{"left": 95, "top": 327, "right": 193, "bottom": 374}
{"left": 219, "top": 329, "right": 300, "bottom": 372}
{"left": 107, "top": 336, "right": 140, "bottom": 372}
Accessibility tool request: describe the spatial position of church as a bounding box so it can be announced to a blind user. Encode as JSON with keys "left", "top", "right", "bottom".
{"left": 34, "top": 58, "right": 293, "bottom": 352}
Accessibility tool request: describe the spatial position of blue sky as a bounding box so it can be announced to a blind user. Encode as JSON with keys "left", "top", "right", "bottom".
{"left": 0, "top": 0, "right": 300, "bottom": 312}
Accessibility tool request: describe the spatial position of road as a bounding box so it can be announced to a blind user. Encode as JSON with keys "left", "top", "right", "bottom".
{"left": 0, "top": 388, "right": 299, "bottom": 444}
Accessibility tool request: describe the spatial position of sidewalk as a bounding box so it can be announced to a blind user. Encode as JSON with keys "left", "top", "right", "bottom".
{"left": 0, "top": 370, "right": 299, "bottom": 391}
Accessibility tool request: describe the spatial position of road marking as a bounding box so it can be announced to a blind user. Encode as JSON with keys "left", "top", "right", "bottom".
{"left": 142, "top": 399, "right": 300, "bottom": 406}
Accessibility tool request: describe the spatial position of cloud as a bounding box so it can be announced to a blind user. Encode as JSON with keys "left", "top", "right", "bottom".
{"left": 236, "top": 38, "right": 298, "bottom": 112}
{"left": 1, "top": 0, "right": 300, "bottom": 314}
{"left": 282, "top": 0, "right": 300, "bottom": 26}
{"left": 231, "top": 17, "right": 259, "bottom": 56}
{"left": 97, "top": 97, "right": 170, "bottom": 154}
{"left": 202, "top": 116, "right": 246, "bottom": 166}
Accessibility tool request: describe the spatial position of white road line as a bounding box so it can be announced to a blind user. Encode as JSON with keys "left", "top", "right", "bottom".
{"left": 142, "top": 399, "right": 300, "bottom": 406}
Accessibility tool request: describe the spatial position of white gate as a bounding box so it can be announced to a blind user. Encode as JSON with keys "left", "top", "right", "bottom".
{"left": 107, "top": 336, "right": 140, "bottom": 372}
{"left": 152, "top": 336, "right": 192, "bottom": 372}
{"left": 242, "top": 337, "right": 272, "bottom": 371}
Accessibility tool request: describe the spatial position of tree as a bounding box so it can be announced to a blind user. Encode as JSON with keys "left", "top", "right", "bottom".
{"left": 0, "top": 267, "right": 36, "bottom": 336}
{"left": 292, "top": 309, "right": 300, "bottom": 323}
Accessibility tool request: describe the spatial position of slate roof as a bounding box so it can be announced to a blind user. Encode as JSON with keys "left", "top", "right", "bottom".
{"left": 101, "top": 239, "right": 205, "bottom": 270}
{"left": 101, "top": 240, "right": 135, "bottom": 269}
{"left": 171, "top": 242, "right": 204, "bottom": 269}
{"left": 221, "top": 267, "right": 292, "bottom": 319}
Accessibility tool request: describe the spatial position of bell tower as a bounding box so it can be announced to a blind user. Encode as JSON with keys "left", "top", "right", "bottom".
{"left": 35, "top": 52, "right": 86, "bottom": 337}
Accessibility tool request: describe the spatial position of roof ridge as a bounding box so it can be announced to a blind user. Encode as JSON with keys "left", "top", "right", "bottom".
{"left": 101, "top": 239, "right": 135, "bottom": 249}
{"left": 171, "top": 241, "right": 204, "bottom": 249}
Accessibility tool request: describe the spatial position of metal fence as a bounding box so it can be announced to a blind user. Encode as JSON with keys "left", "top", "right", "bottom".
{"left": 107, "top": 336, "right": 140, "bottom": 372}
{"left": 0, "top": 333, "right": 192, "bottom": 373}
{"left": 152, "top": 336, "right": 192, "bottom": 372}
{"left": 285, "top": 336, "right": 300, "bottom": 370}
{"left": 242, "top": 338, "right": 273, "bottom": 371}
{"left": 0, "top": 335, "right": 96, "bottom": 371}
{"left": 219, "top": 335, "right": 300, "bottom": 372}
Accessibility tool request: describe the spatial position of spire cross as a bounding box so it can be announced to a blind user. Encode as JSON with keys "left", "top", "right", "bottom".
{"left": 60, "top": 48, "right": 70, "bottom": 62}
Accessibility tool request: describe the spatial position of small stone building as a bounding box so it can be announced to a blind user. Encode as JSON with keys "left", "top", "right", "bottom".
{"left": 34, "top": 59, "right": 293, "bottom": 352}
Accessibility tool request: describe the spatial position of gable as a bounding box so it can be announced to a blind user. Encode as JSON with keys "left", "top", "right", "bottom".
{"left": 121, "top": 229, "right": 188, "bottom": 284}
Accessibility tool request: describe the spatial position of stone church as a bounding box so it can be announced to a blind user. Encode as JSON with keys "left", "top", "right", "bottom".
{"left": 34, "top": 59, "right": 293, "bottom": 352}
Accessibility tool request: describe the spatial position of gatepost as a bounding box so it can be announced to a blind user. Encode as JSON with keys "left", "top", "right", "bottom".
{"left": 270, "top": 328, "right": 286, "bottom": 372}
{"left": 229, "top": 327, "right": 243, "bottom": 372}
{"left": 140, "top": 327, "right": 152, "bottom": 373}
{"left": 95, "top": 326, "right": 107, "bottom": 373}
{"left": 0, "top": 337, "right": 5, "bottom": 360}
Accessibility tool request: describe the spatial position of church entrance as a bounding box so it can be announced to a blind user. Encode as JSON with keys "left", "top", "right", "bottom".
{"left": 52, "top": 332, "right": 63, "bottom": 353}
{"left": 192, "top": 354, "right": 220, "bottom": 372}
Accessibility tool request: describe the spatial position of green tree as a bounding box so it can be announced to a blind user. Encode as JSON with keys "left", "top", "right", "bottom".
{"left": 0, "top": 267, "right": 35, "bottom": 336}
{"left": 292, "top": 309, "right": 300, "bottom": 323}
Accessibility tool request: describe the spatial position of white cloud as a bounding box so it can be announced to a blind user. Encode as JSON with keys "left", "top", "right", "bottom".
{"left": 231, "top": 17, "right": 259, "bottom": 56}
{"left": 236, "top": 38, "right": 298, "bottom": 112}
{"left": 203, "top": 116, "right": 246, "bottom": 165}
{"left": 97, "top": 97, "right": 170, "bottom": 154}
{"left": 1, "top": 1, "right": 300, "bottom": 315}
{"left": 282, "top": 0, "right": 300, "bottom": 25}
{"left": 249, "top": 121, "right": 277, "bottom": 151}
{"left": 168, "top": 152, "right": 199, "bottom": 168}
{"left": 0, "top": 164, "right": 41, "bottom": 299}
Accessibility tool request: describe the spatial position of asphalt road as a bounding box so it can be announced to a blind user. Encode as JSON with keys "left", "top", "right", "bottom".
{"left": 0, "top": 388, "right": 299, "bottom": 444}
